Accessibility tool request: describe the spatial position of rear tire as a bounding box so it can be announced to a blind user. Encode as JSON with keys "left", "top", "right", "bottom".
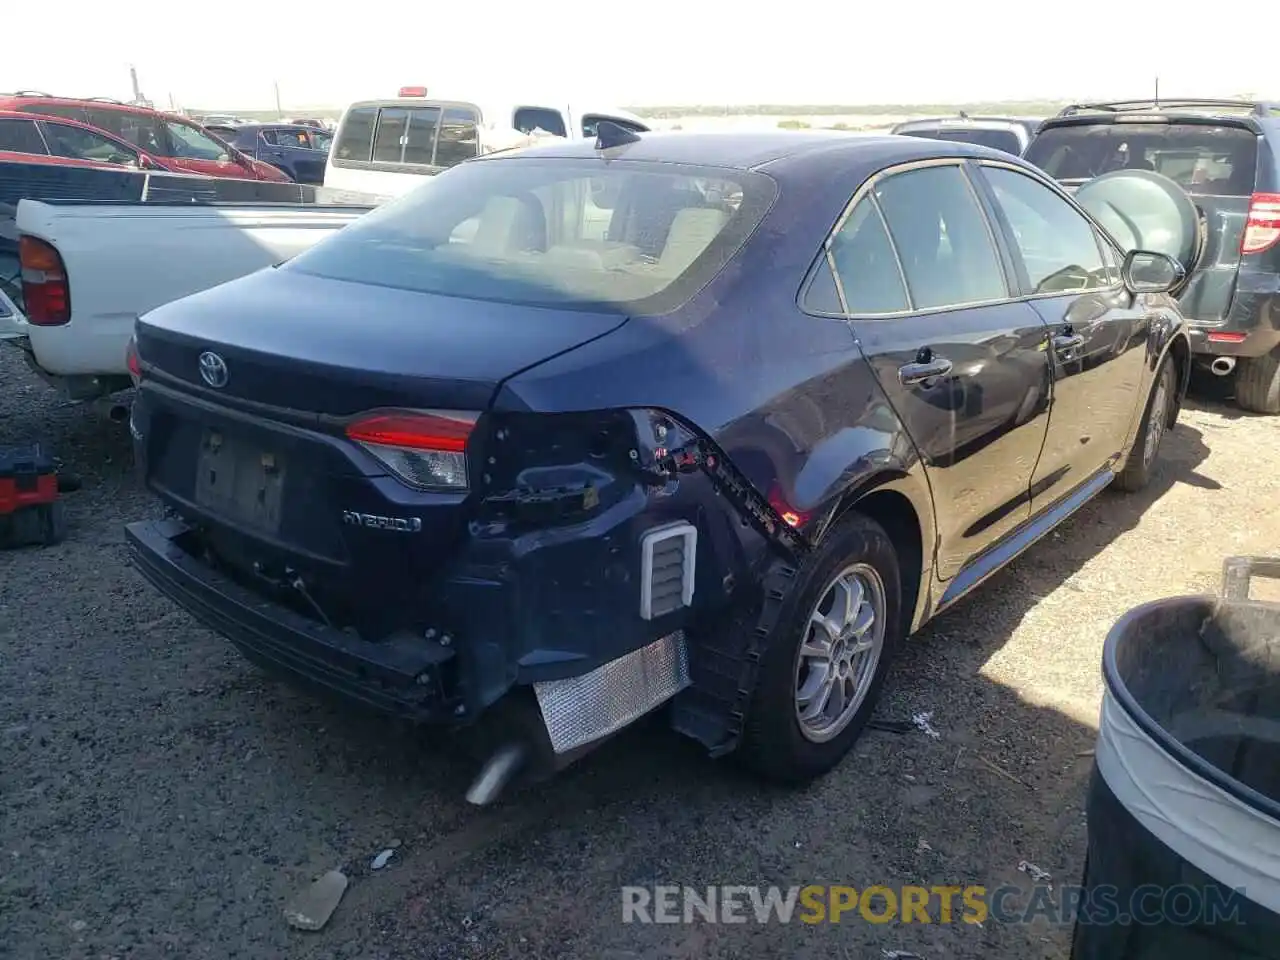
{"left": 738, "top": 513, "right": 902, "bottom": 784}
{"left": 1235, "top": 349, "right": 1280, "bottom": 414}
{"left": 1115, "top": 356, "right": 1176, "bottom": 493}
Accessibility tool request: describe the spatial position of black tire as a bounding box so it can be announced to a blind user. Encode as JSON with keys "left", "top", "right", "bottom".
{"left": 1115, "top": 356, "right": 1176, "bottom": 493}
{"left": 1235, "top": 349, "right": 1280, "bottom": 415}
{"left": 738, "top": 512, "right": 903, "bottom": 784}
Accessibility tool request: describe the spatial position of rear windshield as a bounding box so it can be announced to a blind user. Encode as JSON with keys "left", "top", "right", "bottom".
{"left": 899, "top": 127, "right": 1023, "bottom": 156}
{"left": 285, "top": 158, "right": 775, "bottom": 314}
{"left": 1025, "top": 122, "right": 1259, "bottom": 196}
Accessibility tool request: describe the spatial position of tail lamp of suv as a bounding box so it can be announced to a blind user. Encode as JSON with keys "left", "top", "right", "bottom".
{"left": 125, "top": 334, "right": 142, "bottom": 387}
{"left": 345, "top": 410, "right": 478, "bottom": 492}
{"left": 19, "top": 236, "right": 70, "bottom": 326}
{"left": 1241, "top": 193, "right": 1280, "bottom": 256}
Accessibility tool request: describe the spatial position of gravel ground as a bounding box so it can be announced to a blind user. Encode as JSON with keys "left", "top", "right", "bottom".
{"left": 3, "top": 348, "right": 1279, "bottom": 960}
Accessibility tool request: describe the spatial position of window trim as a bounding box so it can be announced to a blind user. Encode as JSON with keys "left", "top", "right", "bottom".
{"left": 972, "top": 158, "right": 1125, "bottom": 301}
{"left": 329, "top": 100, "right": 483, "bottom": 174}
{"left": 798, "top": 156, "right": 1018, "bottom": 321}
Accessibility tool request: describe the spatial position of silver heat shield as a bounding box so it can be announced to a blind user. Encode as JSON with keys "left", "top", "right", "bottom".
{"left": 533, "top": 631, "right": 691, "bottom": 754}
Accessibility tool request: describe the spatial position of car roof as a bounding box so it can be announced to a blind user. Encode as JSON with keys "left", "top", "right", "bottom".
{"left": 0, "top": 94, "right": 198, "bottom": 126}
{"left": 472, "top": 128, "right": 1018, "bottom": 172}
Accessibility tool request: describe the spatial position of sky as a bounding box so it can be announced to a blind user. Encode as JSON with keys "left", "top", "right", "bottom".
{"left": 3, "top": 2, "right": 1273, "bottom": 111}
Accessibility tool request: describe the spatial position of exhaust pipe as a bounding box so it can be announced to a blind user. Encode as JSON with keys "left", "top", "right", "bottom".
{"left": 108, "top": 403, "right": 130, "bottom": 422}
{"left": 1211, "top": 357, "right": 1236, "bottom": 377}
{"left": 465, "top": 742, "right": 528, "bottom": 806}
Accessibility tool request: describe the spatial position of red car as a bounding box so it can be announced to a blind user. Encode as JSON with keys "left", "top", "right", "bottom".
{"left": 0, "top": 109, "right": 164, "bottom": 171}
{"left": 0, "top": 93, "right": 291, "bottom": 182}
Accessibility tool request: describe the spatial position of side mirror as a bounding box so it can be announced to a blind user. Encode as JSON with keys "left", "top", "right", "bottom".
{"left": 137, "top": 154, "right": 158, "bottom": 170}
{"left": 1122, "top": 249, "right": 1184, "bottom": 294}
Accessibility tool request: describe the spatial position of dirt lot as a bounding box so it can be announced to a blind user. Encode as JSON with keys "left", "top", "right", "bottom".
{"left": 2, "top": 348, "right": 1278, "bottom": 960}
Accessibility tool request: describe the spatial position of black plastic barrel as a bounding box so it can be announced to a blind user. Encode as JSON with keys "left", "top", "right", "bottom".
{"left": 1072, "top": 557, "right": 1280, "bottom": 959}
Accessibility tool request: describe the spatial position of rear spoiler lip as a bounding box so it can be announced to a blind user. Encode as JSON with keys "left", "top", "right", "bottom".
{"left": 1035, "top": 113, "right": 1264, "bottom": 134}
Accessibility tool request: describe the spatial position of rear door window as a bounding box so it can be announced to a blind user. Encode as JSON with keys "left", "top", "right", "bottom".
{"left": 85, "top": 108, "right": 166, "bottom": 154}
{"left": 874, "top": 164, "right": 1008, "bottom": 309}
{"left": 0, "top": 118, "right": 48, "bottom": 155}
{"left": 39, "top": 122, "right": 138, "bottom": 165}
{"left": 980, "top": 165, "right": 1110, "bottom": 295}
{"left": 401, "top": 106, "right": 441, "bottom": 165}
{"left": 513, "top": 106, "right": 567, "bottom": 138}
{"left": 334, "top": 106, "right": 378, "bottom": 162}
{"left": 1024, "top": 122, "right": 1259, "bottom": 196}
{"left": 372, "top": 108, "right": 409, "bottom": 163}
{"left": 807, "top": 197, "right": 910, "bottom": 315}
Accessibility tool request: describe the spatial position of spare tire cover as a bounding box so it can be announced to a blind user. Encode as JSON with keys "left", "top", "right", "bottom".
{"left": 1073, "top": 169, "right": 1199, "bottom": 269}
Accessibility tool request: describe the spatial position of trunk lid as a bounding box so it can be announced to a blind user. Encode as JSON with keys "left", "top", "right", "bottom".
{"left": 133, "top": 267, "right": 628, "bottom": 638}
{"left": 136, "top": 267, "right": 628, "bottom": 414}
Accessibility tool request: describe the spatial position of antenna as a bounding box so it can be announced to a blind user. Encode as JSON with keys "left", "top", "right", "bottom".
{"left": 594, "top": 120, "right": 642, "bottom": 152}
{"left": 1154, "top": 76, "right": 1160, "bottom": 109}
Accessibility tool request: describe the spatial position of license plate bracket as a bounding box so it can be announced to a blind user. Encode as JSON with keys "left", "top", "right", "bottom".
{"left": 193, "top": 429, "right": 286, "bottom": 534}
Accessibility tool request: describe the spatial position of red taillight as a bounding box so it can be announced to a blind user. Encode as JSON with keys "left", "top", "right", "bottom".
{"left": 19, "top": 235, "right": 70, "bottom": 326}
{"left": 1207, "top": 331, "right": 1248, "bottom": 344}
{"left": 125, "top": 335, "right": 141, "bottom": 385}
{"left": 1241, "top": 192, "right": 1280, "bottom": 256}
{"left": 345, "top": 409, "right": 477, "bottom": 491}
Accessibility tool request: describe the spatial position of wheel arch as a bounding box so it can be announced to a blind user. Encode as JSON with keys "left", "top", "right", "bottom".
{"left": 817, "top": 472, "right": 935, "bottom": 637}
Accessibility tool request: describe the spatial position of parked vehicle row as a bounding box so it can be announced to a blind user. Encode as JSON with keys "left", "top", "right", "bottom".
{"left": 0, "top": 92, "right": 291, "bottom": 182}
{"left": 97, "top": 125, "right": 1193, "bottom": 802}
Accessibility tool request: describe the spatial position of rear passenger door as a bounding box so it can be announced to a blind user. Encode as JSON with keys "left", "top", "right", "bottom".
{"left": 826, "top": 160, "right": 1052, "bottom": 583}
{"left": 972, "top": 161, "right": 1153, "bottom": 511}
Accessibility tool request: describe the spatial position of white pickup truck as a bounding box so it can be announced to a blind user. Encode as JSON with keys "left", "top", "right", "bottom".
{"left": 4, "top": 198, "right": 375, "bottom": 400}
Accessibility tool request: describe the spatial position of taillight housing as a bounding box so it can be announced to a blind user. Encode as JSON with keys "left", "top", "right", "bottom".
{"left": 1241, "top": 193, "right": 1280, "bottom": 256}
{"left": 125, "top": 334, "right": 141, "bottom": 386}
{"left": 345, "top": 409, "right": 478, "bottom": 491}
{"left": 19, "top": 235, "right": 70, "bottom": 326}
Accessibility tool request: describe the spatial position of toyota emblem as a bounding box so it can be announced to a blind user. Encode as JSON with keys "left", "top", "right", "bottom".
{"left": 198, "top": 351, "right": 229, "bottom": 389}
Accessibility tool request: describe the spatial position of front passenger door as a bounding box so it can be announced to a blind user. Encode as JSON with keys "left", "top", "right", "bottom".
{"left": 973, "top": 163, "right": 1153, "bottom": 512}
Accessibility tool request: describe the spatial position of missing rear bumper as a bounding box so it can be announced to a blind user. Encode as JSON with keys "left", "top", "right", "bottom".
{"left": 534, "top": 630, "right": 691, "bottom": 754}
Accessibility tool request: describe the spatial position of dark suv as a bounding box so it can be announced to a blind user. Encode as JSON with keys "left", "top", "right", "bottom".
{"left": 891, "top": 115, "right": 1042, "bottom": 157}
{"left": 1024, "top": 99, "right": 1280, "bottom": 413}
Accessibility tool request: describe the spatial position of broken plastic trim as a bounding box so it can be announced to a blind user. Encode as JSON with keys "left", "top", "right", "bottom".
{"left": 626, "top": 409, "right": 812, "bottom": 561}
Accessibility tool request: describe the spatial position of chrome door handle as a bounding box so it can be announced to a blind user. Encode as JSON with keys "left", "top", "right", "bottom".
{"left": 1053, "top": 333, "right": 1085, "bottom": 352}
{"left": 898, "top": 356, "right": 953, "bottom": 386}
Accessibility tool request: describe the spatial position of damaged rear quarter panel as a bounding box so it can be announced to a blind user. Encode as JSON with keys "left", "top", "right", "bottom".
{"left": 480, "top": 197, "right": 938, "bottom": 671}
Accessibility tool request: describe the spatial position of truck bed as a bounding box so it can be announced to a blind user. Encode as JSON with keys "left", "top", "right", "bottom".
{"left": 14, "top": 197, "right": 375, "bottom": 394}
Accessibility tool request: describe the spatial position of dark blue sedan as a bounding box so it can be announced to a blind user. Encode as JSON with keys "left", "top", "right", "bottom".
{"left": 125, "top": 127, "right": 1191, "bottom": 801}
{"left": 204, "top": 122, "right": 331, "bottom": 184}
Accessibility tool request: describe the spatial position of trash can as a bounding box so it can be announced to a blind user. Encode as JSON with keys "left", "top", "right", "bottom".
{"left": 1072, "top": 556, "right": 1280, "bottom": 959}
